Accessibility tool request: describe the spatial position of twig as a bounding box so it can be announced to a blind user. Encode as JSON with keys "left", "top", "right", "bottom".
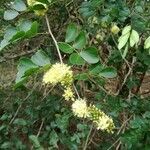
{"left": 83, "top": 124, "right": 93, "bottom": 150}
{"left": 37, "top": 119, "right": 44, "bottom": 137}
{"left": 31, "top": 119, "right": 45, "bottom": 150}
{"left": 45, "top": 14, "right": 63, "bottom": 63}
{"left": 117, "top": 115, "right": 133, "bottom": 135}
{"left": 107, "top": 138, "right": 120, "bottom": 150}
{"left": 73, "top": 83, "right": 80, "bottom": 99}
{"left": 115, "top": 57, "right": 136, "bottom": 95}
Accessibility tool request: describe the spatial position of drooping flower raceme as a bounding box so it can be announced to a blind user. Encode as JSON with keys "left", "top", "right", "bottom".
{"left": 63, "top": 87, "right": 74, "bottom": 101}
{"left": 72, "top": 99, "right": 89, "bottom": 118}
{"left": 43, "top": 63, "right": 73, "bottom": 87}
{"left": 94, "top": 115, "right": 114, "bottom": 132}
{"left": 88, "top": 105, "right": 115, "bottom": 133}
{"left": 72, "top": 99, "right": 115, "bottom": 133}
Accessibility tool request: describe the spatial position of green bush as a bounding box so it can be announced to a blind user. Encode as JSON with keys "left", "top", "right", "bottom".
{"left": 0, "top": 0, "right": 150, "bottom": 149}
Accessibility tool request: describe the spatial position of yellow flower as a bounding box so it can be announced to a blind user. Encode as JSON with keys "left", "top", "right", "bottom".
{"left": 94, "top": 115, "right": 115, "bottom": 133}
{"left": 43, "top": 63, "right": 73, "bottom": 86}
{"left": 72, "top": 99, "right": 89, "bottom": 118}
{"left": 111, "top": 24, "right": 120, "bottom": 34}
{"left": 63, "top": 87, "right": 74, "bottom": 101}
{"left": 88, "top": 105, "right": 115, "bottom": 133}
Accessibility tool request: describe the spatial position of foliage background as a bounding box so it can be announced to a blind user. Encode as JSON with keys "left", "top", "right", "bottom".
{"left": 0, "top": 0, "right": 150, "bottom": 149}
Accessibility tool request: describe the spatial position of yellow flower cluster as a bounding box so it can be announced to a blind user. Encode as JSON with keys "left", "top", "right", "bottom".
{"left": 63, "top": 87, "right": 74, "bottom": 101}
{"left": 43, "top": 63, "right": 73, "bottom": 86}
{"left": 88, "top": 105, "right": 115, "bottom": 133}
{"left": 71, "top": 99, "right": 115, "bottom": 133}
{"left": 27, "top": 0, "right": 48, "bottom": 16}
{"left": 42, "top": 63, "right": 115, "bottom": 133}
{"left": 72, "top": 99, "right": 89, "bottom": 118}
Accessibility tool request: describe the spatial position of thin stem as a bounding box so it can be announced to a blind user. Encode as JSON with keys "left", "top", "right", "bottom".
{"left": 45, "top": 14, "right": 63, "bottom": 63}
{"left": 73, "top": 83, "right": 80, "bottom": 99}
{"left": 83, "top": 124, "right": 93, "bottom": 150}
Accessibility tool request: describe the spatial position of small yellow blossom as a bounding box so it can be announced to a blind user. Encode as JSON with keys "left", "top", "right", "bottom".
{"left": 111, "top": 24, "right": 120, "bottom": 34}
{"left": 63, "top": 87, "right": 74, "bottom": 101}
{"left": 94, "top": 115, "right": 115, "bottom": 133}
{"left": 43, "top": 63, "right": 73, "bottom": 86}
{"left": 88, "top": 105, "right": 115, "bottom": 133}
{"left": 72, "top": 99, "right": 89, "bottom": 118}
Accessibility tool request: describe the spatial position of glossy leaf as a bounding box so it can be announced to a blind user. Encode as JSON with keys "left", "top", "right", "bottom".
{"left": 19, "top": 20, "right": 32, "bottom": 32}
{"left": 69, "top": 53, "right": 85, "bottom": 65}
{"left": 122, "top": 25, "right": 131, "bottom": 35}
{"left": 144, "top": 36, "right": 150, "bottom": 49}
{"left": 75, "top": 73, "right": 88, "bottom": 81}
{"left": 99, "top": 67, "right": 117, "bottom": 78}
{"left": 0, "top": 39, "right": 9, "bottom": 51}
{"left": 65, "top": 24, "right": 78, "bottom": 43}
{"left": 15, "top": 58, "right": 38, "bottom": 87}
{"left": 4, "top": 10, "right": 19, "bottom": 20}
{"left": 31, "top": 50, "right": 50, "bottom": 66}
{"left": 122, "top": 44, "right": 129, "bottom": 59}
{"left": 4, "top": 27, "right": 17, "bottom": 41}
{"left": 58, "top": 42, "right": 74, "bottom": 54}
{"left": 25, "top": 21, "right": 38, "bottom": 38}
{"left": 80, "top": 47, "right": 99, "bottom": 64}
{"left": 130, "top": 30, "right": 139, "bottom": 47}
{"left": 11, "top": 0, "right": 27, "bottom": 12}
{"left": 118, "top": 32, "right": 130, "bottom": 50}
{"left": 11, "top": 31, "right": 25, "bottom": 42}
{"left": 73, "top": 31, "right": 86, "bottom": 49}
{"left": 29, "top": 135, "right": 42, "bottom": 149}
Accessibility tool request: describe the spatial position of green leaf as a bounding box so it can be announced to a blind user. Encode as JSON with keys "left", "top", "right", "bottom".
{"left": 11, "top": 31, "right": 25, "bottom": 42}
{"left": 13, "top": 118, "right": 27, "bottom": 126}
{"left": 122, "top": 25, "right": 131, "bottom": 35}
{"left": 19, "top": 20, "right": 32, "bottom": 32}
{"left": 29, "top": 135, "right": 43, "bottom": 149}
{"left": 69, "top": 53, "right": 85, "bottom": 65}
{"left": 49, "top": 130, "right": 59, "bottom": 148}
{"left": 89, "top": 64, "right": 103, "bottom": 75}
{"left": 11, "top": 0, "right": 27, "bottom": 12}
{"left": 0, "top": 142, "right": 12, "bottom": 149}
{"left": 144, "top": 36, "right": 150, "bottom": 49}
{"left": 4, "top": 10, "right": 19, "bottom": 20}
{"left": 73, "top": 31, "right": 87, "bottom": 49}
{"left": 130, "top": 30, "right": 139, "bottom": 47}
{"left": 31, "top": 50, "right": 50, "bottom": 66}
{"left": 65, "top": 24, "right": 78, "bottom": 43}
{"left": 0, "top": 39, "right": 9, "bottom": 51}
{"left": 122, "top": 44, "right": 129, "bottom": 59}
{"left": 80, "top": 47, "right": 99, "bottom": 64}
{"left": 25, "top": 21, "right": 38, "bottom": 38}
{"left": 15, "top": 58, "right": 38, "bottom": 87}
{"left": 75, "top": 73, "right": 88, "bottom": 81}
{"left": 118, "top": 32, "right": 130, "bottom": 50}
{"left": 99, "top": 67, "right": 117, "bottom": 78}
{"left": 58, "top": 42, "right": 74, "bottom": 54}
{"left": 4, "top": 27, "right": 17, "bottom": 41}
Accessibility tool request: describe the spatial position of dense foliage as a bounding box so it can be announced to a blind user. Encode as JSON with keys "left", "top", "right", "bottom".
{"left": 0, "top": 0, "right": 150, "bottom": 149}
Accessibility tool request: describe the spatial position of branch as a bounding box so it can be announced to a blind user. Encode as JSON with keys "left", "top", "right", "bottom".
{"left": 45, "top": 14, "right": 63, "bottom": 63}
